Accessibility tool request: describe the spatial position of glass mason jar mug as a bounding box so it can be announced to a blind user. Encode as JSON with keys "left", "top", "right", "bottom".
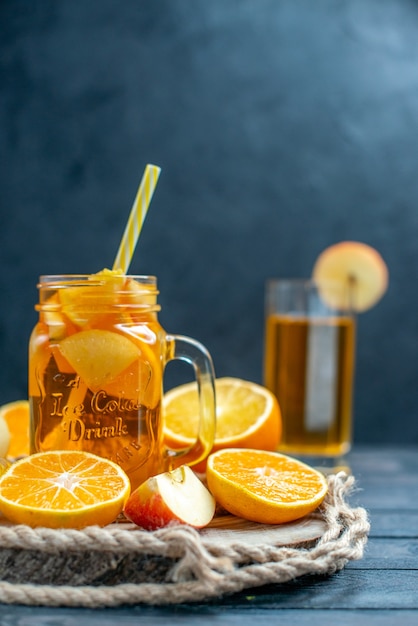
{"left": 29, "top": 273, "right": 216, "bottom": 490}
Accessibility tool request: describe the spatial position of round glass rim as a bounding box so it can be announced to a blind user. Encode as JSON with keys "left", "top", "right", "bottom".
{"left": 265, "top": 277, "right": 355, "bottom": 315}
{"left": 265, "top": 278, "right": 345, "bottom": 289}
{"left": 38, "top": 274, "right": 157, "bottom": 286}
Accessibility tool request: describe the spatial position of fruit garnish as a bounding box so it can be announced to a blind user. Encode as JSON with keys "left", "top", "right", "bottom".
{"left": 312, "top": 241, "right": 388, "bottom": 312}
{"left": 0, "top": 413, "right": 11, "bottom": 458}
{"left": 56, "top": 271, "right": 156, "bottom": 328}
{"left": 124, "top": 465, "right": 216, "bottom": 530}
{"left": 58, "top": 269, "right": 125, "bottom": 327}
{"left": 121, "top": 277, "right": 156, "bottom": 303}
{"left": 43, "top": 311, "right": 68, "bottom": 340}
{"left": 58, "top": 329, "right": 139, "bottom": 389}
{"left": 93, "top": 268, "right": 124, "bottom": 280}
{"left": 0, "top": 450, "right": 131, "bottom": 529}
{"left": 0, "top": 459, "right": 11, "bottom": 478}
{"left": 0, "top": 400, "right": 29, "bottom": 458}
{"left": 163, "top": 378, "right": 281, "bottom": 470}
{"left": 206, "top": 449, "right": 328, "bottom": 525}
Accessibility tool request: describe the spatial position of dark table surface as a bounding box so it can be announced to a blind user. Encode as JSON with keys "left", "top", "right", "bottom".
{"left": 0, "top": 445, "right": 416, "bottom": 625}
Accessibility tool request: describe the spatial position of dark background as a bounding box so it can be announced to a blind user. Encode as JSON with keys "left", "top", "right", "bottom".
{"left": 1, "top": 0, "right": 417, "bottom": 445}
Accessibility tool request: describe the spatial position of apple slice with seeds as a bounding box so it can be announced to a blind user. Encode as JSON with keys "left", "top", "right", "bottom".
{"left": 123, "top": 465, "right": 216, "bottom": 530}
{"left": 312, "top": 241, "right": 388, "bottom": 312}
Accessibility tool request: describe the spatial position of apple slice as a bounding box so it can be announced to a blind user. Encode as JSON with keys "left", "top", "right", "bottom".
{"left": 123, "top": 465, "right": 216, "bottom": 530}
{"left": 59, "top": 329, "right": 138, "bottom": 389}
{"left": 0, "top": 415, "right": 10, "bottom": 458}
{"left": 312, "top": 241, "right": 389, "bottom": 312}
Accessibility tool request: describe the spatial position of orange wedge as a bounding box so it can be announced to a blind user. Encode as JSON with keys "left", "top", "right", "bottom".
{"left": 0, "top": 450, "right": 131, "bottom": 529}
{"left": 163, "top": 378, "right": 281, "bottom": 467}
{"left": 0, "top": 400, "right": 30, "bottom": 458}
{"left": 206, "top": 449, "right": 328, "bottom": 524}
{"left": 312, "top": 241, "right": 388, "bottom": 312}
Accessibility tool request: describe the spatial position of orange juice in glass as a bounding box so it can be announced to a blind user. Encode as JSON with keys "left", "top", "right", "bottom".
{"left": 263, "top": 279, "right": 356, "bottom": 463}
{"left": 29, "top": 271, "right": 216, "bottom": 490}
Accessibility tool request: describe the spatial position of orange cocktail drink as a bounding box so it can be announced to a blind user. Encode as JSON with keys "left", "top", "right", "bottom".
{"left": 29, "top": 271, "right": 216, "bottom": 490}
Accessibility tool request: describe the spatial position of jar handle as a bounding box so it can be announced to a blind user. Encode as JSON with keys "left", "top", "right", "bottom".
{"left": 164, "top": 334, "right": 216, "bottom": 469}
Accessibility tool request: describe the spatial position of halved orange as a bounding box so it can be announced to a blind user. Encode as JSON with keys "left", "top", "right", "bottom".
{"left": 206, "top": 449, "right": 328, "bottom": 524}
{"left": 0, "top": 400, "right": 30, "bottom": 458}
{"left": 163, "top": 378, "right": 281, "bottom": 466}
{"left": 0, "top": 450, "right": 131, "bottom": 529}
{"left": 312, "top": 241, "right": 388, "bottom": 312}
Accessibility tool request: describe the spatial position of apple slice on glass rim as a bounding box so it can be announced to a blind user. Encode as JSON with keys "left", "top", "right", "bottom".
{"left": 312, "top": 241, "right": 389, "bottom": 313}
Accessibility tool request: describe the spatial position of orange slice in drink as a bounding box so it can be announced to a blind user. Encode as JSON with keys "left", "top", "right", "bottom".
{"left": 58, "top": 329, "right": 139, "bottom": 389}
{"left": 58, "top": 269, "right": 125, "bottom": 327}
{"left": 119, "top": 277, "right": 157, "bottom": 305}
{"left": 206, "top": 449, "right": 328, "bottom": 524}
{"left": 163, "top": 378, "right": 281, "bottom": 469}
{"left": 0, "top": 450, "right": 131, "bottom": 528}
{"left": 0, "top": 400, "right": 30, "bottom": 458}
{"left": 43, "top": 311, "right": 67, "bottom": 341}
{"left": 312, "top": 241, "right": 388, "bottom": 312}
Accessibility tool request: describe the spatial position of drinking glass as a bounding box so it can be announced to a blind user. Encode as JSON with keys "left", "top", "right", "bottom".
{"left": 29, "top": 274, "right": 216, "bottom": 490}
{"left": 263, "top": 279, "right": 356, "bottom": 468}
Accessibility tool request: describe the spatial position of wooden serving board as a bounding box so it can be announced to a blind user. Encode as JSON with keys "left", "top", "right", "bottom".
{"left": 200, "top": 513, "right": 326, "bottom": 548}
{"left": 0, "top": 513, "right": 329, "bottom": 590}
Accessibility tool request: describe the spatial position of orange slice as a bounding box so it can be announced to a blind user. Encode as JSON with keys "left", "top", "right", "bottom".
{"left": 58, "top": 269, "right": 125, "bottom": 327}
{"left": 0, "top": 400, "right": 29, "bottom": 458}
{"left": 0, "top": 450, "right": 131, "bottom": 528}
{"left": 312, "top": 241, "right": 388, "bottom": 312}
{"left": 206, "top": 449, "right": 328, "bottom": 524}
{"left": 119, "top": 277, "right": 158, "bottom": 306}
{"left": 58, "top": 329, "right": 139, "bottom": 389}
{"left": 163, "top": 378, "right": 281, "bottom": 466}
{"left": 43, "top": 311, "right": 67, "bottom": 340}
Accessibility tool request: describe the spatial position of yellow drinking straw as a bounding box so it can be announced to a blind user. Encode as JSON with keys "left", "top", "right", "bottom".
{"left": 112, "top": 163, "right": 161, "bottom": 273}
